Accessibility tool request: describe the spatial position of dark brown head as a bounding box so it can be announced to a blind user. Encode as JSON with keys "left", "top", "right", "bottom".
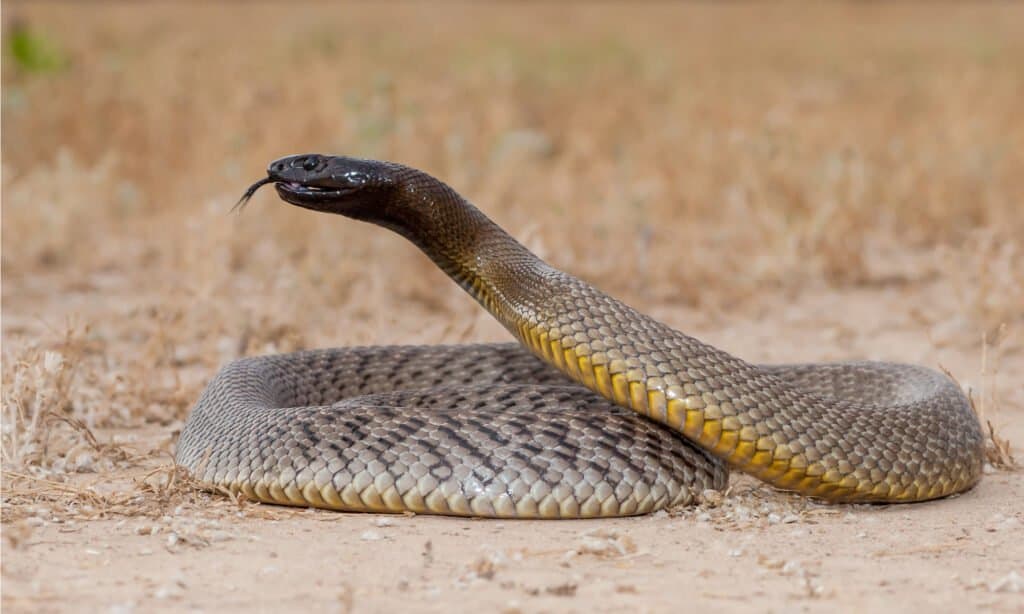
{"left": 236, "top": 154, "right": 402, "bottom": 219}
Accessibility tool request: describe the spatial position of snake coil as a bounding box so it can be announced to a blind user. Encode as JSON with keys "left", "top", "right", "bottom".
{"left": 176, "top": 155, "right": 984, "bottom": 518}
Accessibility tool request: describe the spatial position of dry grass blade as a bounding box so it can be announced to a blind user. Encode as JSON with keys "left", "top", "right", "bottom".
{"left": 984, "top": 420, "right": 1018, "bottom": 470}
{"left": 136, "top": 463, "right": 212, "bottom": 510}
{"left": 957, "top": 378, "right": 1019, "bottom": 472}
{"left": 1, "top": 470, "right": 139, "bottom": 521}
{"left": 0, "top": 463, "right": 225, "bottom": 523}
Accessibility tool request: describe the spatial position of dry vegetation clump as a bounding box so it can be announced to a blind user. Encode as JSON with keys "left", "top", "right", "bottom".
{"left": 2, "top": 326, "right": 110, "bottom": 472}
{"left": 2, "top": 4, "right": 1023, "bottom": 524}
{"left": 0, "top": 324, "right": 204, "bottom": 524}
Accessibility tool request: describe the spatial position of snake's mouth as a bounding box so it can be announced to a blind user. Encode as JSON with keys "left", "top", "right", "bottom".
{"left": 274, "top": 182, "right": 350, "bottom": 209}
{"left": 234, "top": 176, "right": 347, "bottom": 212}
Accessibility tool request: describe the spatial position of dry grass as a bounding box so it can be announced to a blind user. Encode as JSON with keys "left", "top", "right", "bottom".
{"left": 2, "top": 3, "right": 1023, "bottom": 523}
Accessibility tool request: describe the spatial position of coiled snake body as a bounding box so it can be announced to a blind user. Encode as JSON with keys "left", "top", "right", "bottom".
{"left": 176, "top": 155, "right": 984, "bottom": 518}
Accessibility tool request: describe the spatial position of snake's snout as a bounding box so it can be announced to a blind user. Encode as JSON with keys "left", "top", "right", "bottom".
{"left": 233, "top": 154, "right": 332, "bottom": 212}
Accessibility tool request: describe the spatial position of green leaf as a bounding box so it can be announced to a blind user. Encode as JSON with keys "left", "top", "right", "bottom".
{"left": 7, "top": 25, "right": 67, "bottom": 73}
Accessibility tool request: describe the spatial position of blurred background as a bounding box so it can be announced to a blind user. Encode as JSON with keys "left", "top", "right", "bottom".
{"left": 2, "top": 2, "right": 1021, "bottom": 457}
{"left": 3, "top": 5, "right": 1023, "bottom": 611}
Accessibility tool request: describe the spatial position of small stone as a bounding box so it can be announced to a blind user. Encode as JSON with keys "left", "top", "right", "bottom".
{"left": 43, "top": 351, "right": 64, "bottom": 374}
{"left": 781, "top": 560, "right": 803, "bottom": 576}
{"left": 74, "top": 453, "right": 95, "bottom": 473}
{"left": 989, "top": 571, "right": 1023, "bottom": 594}
{"left": 107, "top": 602, "right": 136, "bottom": 614}
{"left": 153, "top": 583, "right": 183, "bottom": 600}
{"left": 360, "top": 530, "right": 383, "bottom": 541}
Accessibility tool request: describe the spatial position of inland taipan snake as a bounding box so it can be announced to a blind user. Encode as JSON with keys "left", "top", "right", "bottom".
{"left": 176, "top": 154, "right": 984, "bottom": 518}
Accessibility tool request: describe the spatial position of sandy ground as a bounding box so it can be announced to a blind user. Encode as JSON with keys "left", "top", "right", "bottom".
{"left": 3, "top": 282, "right": 1022, "bottom": 613}
{"left": 4, "top": 467, "right": 1023, "bottom": 614}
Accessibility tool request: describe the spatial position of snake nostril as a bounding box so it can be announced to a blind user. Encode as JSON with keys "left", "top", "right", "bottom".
{"left": 302, "top": 158, "right": 317, "bottom": 171}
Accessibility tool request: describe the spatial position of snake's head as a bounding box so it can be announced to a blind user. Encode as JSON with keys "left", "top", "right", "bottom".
{"left": 236, "top": 154, "right": 398, "bottom": 215}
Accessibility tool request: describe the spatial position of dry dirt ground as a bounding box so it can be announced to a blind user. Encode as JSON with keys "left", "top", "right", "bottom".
{"left": 3, "top": 283, "right": 1021, "bottom": 613}
{"left": 2, "top": 4, "right": 1023, "bottom": 613}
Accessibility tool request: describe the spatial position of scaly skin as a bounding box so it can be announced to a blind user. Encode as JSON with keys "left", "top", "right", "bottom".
{"left": 176, "top": 155, "right": 984, "bottom": 516}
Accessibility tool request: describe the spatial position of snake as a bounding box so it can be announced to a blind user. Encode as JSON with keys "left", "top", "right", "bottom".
{"left": 175, "top": 154, "right": 984, "bottom": 518}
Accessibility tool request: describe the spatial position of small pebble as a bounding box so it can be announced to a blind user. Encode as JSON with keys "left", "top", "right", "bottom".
{"left": 989, "top": 571, "right": 1023, "bottom": 594}
{"left": 153, "top": 584, "right": 183, "bottom": 600}
{"left": 781, "top": 560, "right": 803, "bottom": 576}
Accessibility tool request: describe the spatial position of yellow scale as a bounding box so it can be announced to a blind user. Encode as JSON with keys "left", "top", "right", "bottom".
{"left": 513, "top": 319, "right": 925, "bottom": 502}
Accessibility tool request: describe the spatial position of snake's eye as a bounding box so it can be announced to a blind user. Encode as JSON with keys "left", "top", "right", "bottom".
{"left": 302, "top": 158, "right": 317, "bottom": 171}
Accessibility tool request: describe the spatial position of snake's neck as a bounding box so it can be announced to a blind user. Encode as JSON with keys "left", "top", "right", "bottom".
{"left": 378, "top": 170, "right": 564, "bottom": 330}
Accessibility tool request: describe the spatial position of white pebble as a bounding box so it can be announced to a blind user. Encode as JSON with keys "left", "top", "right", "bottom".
{"left": 153, "top": 584, "right": 183, "bottom": 600}
{"left": 781, "top": 560, "right": 803, "bottom": 576}
{"left": 989, "top": 571, "right": 1023, "bottom": 594}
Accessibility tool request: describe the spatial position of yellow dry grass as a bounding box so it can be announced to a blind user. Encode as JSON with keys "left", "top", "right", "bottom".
{"left": 2, "top": 3, "right": 1022, "bottom": 524}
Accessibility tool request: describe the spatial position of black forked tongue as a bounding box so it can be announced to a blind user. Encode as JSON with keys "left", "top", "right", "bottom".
{"left": 232, "top": 176, "right": 275, "bottom": 212}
